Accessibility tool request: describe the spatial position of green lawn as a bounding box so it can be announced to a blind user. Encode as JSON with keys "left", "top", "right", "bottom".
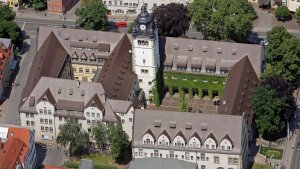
{"left": 163, "top": 71, "right": 226, "bottom": 98}
{"left": 64, "top": 154, "right": 118, "bottom": 169}
{"left": 260, "top": 147, "right": 283, "bottom": 159}
{"left": 252, "top": 163, "right": 273, "bottom": 169}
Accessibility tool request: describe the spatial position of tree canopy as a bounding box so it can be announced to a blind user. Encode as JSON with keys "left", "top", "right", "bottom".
{"left": 31, "top": 0, "right": 45, "bottom": 11}
{"left": 188, "top": 0, "right": 256, "bottom": 42}
{"left": 75, "top": 0, "right": 108, "bottom": 30}
{"left": 178, "top": 90, "right": 188, "bottom": 112}
{"left": 91, "top": 121, "right": 107, "bottom": 148}
{"left": 275, "top": 6, "right": 291, "bottom": 18}
{"left": 107, "top": 125, "right": 129, "bottom": 163}
{"left": 56, "top": 117, "right": 89, "bottom": 155}
{"left": 152, "top": 3, "right": 191, "bottom": 37}
{"left": 261, "top": 76, "right": 295, "bottom": 121}
{"left": 251, "top": 85, "right": 287, "bottom": 140}
{"left": 0, "top": 4, "right": 16, "bottom": 21}
{"left": 0, "top": 5, "right": 21, "bottom": 44}
{"left": 265, "top": 26, "right": 300, "bottom": 85}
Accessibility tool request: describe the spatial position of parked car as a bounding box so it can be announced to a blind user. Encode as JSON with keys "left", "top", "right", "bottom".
{"left": 115, "top": 22, "right": 127, "bottom": 28}
{"left": 107, "top": 21, "right": 118, "bottom": 31}
{"left": 297, "top": 142, "right": 300, "bottom": 151}
{"left": 275, "top": 15, "right": 292, "bottom": 22}
{"left": 35, "top": 142, "right": 47, "bottom": 149}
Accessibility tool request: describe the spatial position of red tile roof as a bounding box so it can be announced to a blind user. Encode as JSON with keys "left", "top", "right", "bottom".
{"left": 0, "top": 138, "right": 25, "bottom": 169}
{"left": 44, "top": 165, "right": 71, "bottom": 169}
{"left": 7, "top": 127, "right": 30, "bottom": 163}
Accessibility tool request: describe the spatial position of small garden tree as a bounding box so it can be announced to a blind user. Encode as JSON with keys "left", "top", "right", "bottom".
{"left": 107, "top": 125, "right": 129, "bottom": 163}
{"left": 295, "top": 7, "right": 300, "bottom": 24}
{"left": 178, "top": 90, "right": 188, "bottom": 112}
{"left": 91, "top": 121, "right": 107, "bottom": 148}
{"left": 127, "top": 20, "right": 137, "bottom": 33}
{"left": 275, "top": 6, "right": 291, "bottom": 19}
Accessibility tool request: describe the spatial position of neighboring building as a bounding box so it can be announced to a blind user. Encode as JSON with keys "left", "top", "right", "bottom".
{"left": 218, "top": 56, "right": 259, "bottom": 129}
{"left": 0, "top": 38, "right": 15, "bottom": 101}
{"left": 0, "top": 124, "right": 37, "bottom": 169}
{"left": 47, "top": 0, "right": 79, "bottom": 14}
{"left": 103, "top": 0, "right": 189, "bottom": 16}
{"left": 285, "top": 0, "right": 300, "bottom": 12}
{"left": 132, "top": 109, "right": 249, "bottom": 169}
{"left": 19, "top": 77, "right": 136, "bottom": 141}
{"left": 129, "top": 158, "right": 198, "bottom": 169}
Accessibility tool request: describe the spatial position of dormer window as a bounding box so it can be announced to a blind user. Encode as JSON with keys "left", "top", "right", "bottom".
{"left": 138, "top": 40, "right": 149, "bottom": 46}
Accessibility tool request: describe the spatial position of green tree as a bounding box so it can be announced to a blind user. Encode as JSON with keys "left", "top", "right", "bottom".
{"left": 266, "top": 26, "right": 292, "bottom": 64}
{"left": 251, "top": 85, "right": 287, "bottom": 140}
{"left": 0, "top": 4, "right": 15, "bottom": 21}
{"left": 31, "top": 0, "right": 45, "bottom": 11}
{"left": 57, "top": 117, "right": 89, "bottom": 155}
{"left": 152, "top": 3, "right": 191, "bottom": 37}
{"left": 75, "top": 0, "right": 108, "bottom": 31}
{"left": 127, "top": 20, "right": 137, "bottom": 33}
{"left": 107, "top": 125, "right": 129, "bottom": 163}
{"left": 91, "top": 121, "right": 107, "bottom": 148}
{"left": 295, "top": 7, "right": 300, "bottom": 24}
{"left": 275, "top": 6, "right": 291, "bottom": 18}
{"left": 188, "top": 0, "right": 256, "bottom": 42}
{"left": 0, "top": 20, "right": 21, "bottom": 44}
{"left": 178, "top": 90, "right": 188, "bottom": 112}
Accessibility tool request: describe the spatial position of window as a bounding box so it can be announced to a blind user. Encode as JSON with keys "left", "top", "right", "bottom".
{"left": 31, "top": 121, "right": 35, "bottom": 126}
{"left": 30, "top": 113, "right": 34, "bottom": 118}
{"left": 191, "top": 156, "right": 194, "bottom": 160}
{"left": 185, "top": 152, "right": 190, "bottom": 160}
{"left": 39, "top": 109, "right": 43, "bottom": 114}
{"left": 59, "top": 117, "right": 62, "bottom": 122}
{"left": 50, "top": 127, "right": 53, "bottom": 133}
{"left": 201, "top": 153, "right": 205, "bottom": 161}
{"left": 154, "top": 150, "right": 159, "bottom": 157}
{"left": 41, "top": 126, "right": 44, "bottom": 132}
{"left": 87, "top": 120, "right": 91, "bottom": 125}
{"left": 49, "top": 119, "right": 53, "bottom": 125}
{"left": 86, "top": 69, "right": 90, "bottom": 73}
{"left": 234, "top": 158, "right": 238, "bottom": 165}
{"left": 91, "top": 113, "right": 95, "bottom": 117}
{"left": 169, "top": 151, "right": 174, "bottom": 158}
{"left": 129, "top": 118, "right": 133, "bottom": 122}
{"left": 139, "top": 79, "right": 143, "bottom": 83}
{"left": 45, "top": 119, "right": 48, "bottom": 124}
{"left": 26, "top": 121, "right": 30, "bottom": 126}
{"left": 86, "top": 112, "right": 90, "bottom": 117}
{"left": 122, "top": 119, "right": 125, "bottom": 124}
{"left": 26, "top": 113, "right": 29, "bottom": 118}
{"left": 92, "top": 69, "right": 96, "bottom": 73}
{"left": 138, "top": 149, "right": 143, "bottom": 157}
{"left": 40, "top": 118, "right": 44, "bottom": 124}
{"left": 97, "top": 113, "right": 100, "bottom": 118}
{"left": 57, "top": 6, "right": 60, "bottom": 11}
{"left": 206, "top": 157, "right": 209, "bottom": 161}
{"left": 201, "top": 165, "right": 206, "bottom": 169}
{"left": 44, "top": 109, "right": 47, "bottom": 115}
{"left": 181, "top": 155, "right": 184, "bottom": 160}
{"left": 109, "top": 1, "right": 111, "bottom": 5}
{"left": 92, "top": 120, "right": 96, "bottom": 125}
{"left": 148, "top": 81, "right": 152, "bottom": 85}
{"left": 114, "top": 1, "right": 117, "bottom": 5}
{"left": 212, "top": 145, "right": 215, "bottom": 149}
{"left": 45, "top": 127, "right": 49, "bottom": 132}
{"left": 48, "top": 110, "right": 52, "bottom": 115}
{"left": 141, "top": 69, "right": 149, "bottom": 74}
{"left": 214, "top": 156, "right": 219, "bottom": 164}
{"left": 79, "top": 68, "right": 83, "bottom": 72}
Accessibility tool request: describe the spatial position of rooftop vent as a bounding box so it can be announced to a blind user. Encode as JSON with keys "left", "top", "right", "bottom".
{"left": 202, "top": 46, "right": 208, "bottom": 52}
{"left": 69, "top": 88, "right": 73, "bottom": 95}
{"left": 78, "top": 36, "right": 83, "bottom": 41}
{"left": 81, "top": 90, "right": 85, "bottom": 96}
{"left": 64, "top": 35, "right": 69, "bottom": 40}
{"left": 188, "top": 45, "right": 193, "bottom": 51}
{"left": 200, "top": 124, "right": 208, "bottom": 131}
{"left": 217, "top": 48, "right": 222, "bottom": 54}
{"left": 185, "top": 123, "right": 192, "bottom": 129}
{"left": 173, "top": 44, "right": 179, "bottom": 50}
{"left": 92, "top": 38, "right": 97, "bottom": 42}
{"left": 170, "top": 122, "right": 176, "bottom": 128}
{"left": 232, "top": 49, "right": 237, "bottom": 55}
{"left": 154, "top": 121, "right": 161, "bottom": 127}
{"left": 58, "top": 88, "right": 62, "bottom": 94}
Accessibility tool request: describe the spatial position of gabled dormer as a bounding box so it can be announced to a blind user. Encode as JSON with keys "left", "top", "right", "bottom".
{"left": 37, "top": 88, "right": 56, "bottom": 106}
{"left": 220, "top": 133, "right": 234, "bottom": 151}
{"left": 204, "top": 132, "right": 218, "bottom": 150}
{"left": 173, "top": 130, "right": 186, "bottom": 147}
{"left": 85, "top": 94, "right": 104, "bottom": 112}
{"left": 189, "top": 132, "right": 202, "bottom": 148}
{"left": 142, "top": 128, "right": 155, "bottom": 145}
{"left": 158, "top": 129, "right": 171, "bottom": 146}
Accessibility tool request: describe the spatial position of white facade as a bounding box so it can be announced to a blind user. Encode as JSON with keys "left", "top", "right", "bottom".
{"left": 286, "top": 0, "right": 300, "bottom": 12}
{"left": 114, "top": 106, "right": 134, "bottom": 140}
{"left": 103, "top": 0, "right": 190, "bottom": 16}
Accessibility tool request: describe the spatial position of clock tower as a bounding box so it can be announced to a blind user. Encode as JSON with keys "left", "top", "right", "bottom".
{"left": 132, "top": 5, "right": 160, "bottom": 101}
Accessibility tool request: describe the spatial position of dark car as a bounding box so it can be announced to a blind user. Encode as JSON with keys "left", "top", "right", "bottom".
{"left": 275, "top": 15, "right": 292, "bottom": 22}
{"left": 107, "top": 21, "right": 118, "bottom": 31}
{"left": 35, "top": 142, "right": 47, "bottom": 149}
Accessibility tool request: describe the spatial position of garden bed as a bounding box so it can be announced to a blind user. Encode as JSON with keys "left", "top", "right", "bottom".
{"left": 260, "top": 147, "right": 283, "bottom": 159}
{"left": 64, "top": 154, "right": 118, "bottom": 169}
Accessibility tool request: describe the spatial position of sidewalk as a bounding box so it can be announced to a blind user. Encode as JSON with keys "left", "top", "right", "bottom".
{"left": 282, "top": 130, "right": 298, "bottom": 168}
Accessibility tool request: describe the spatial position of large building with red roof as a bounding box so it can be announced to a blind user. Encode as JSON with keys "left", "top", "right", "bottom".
{"left": 0, "top": 124, "right": 37, "bottom": 169}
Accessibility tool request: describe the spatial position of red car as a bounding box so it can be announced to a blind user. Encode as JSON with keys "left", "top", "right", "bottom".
{"left": 115, "top": 22, "right": 127, "bottom": 28}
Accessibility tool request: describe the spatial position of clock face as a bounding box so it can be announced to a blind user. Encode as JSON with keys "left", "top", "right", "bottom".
{"left": 140, "top": 25, "right": 146, "bottom": 30}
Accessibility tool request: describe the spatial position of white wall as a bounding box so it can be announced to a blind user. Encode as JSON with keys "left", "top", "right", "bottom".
{"left": 133, "top": 147, "right": 241, "bottom": 169}
{"left": 115, "top": 107, "right": 134, "bottom": 140}
{"left": 287, "top": 1, "right": 300, "bottom": 12}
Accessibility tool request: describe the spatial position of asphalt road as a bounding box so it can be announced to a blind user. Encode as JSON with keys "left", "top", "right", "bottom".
{"left": 291, "top": 106, "right": 300, "bottom": 169}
